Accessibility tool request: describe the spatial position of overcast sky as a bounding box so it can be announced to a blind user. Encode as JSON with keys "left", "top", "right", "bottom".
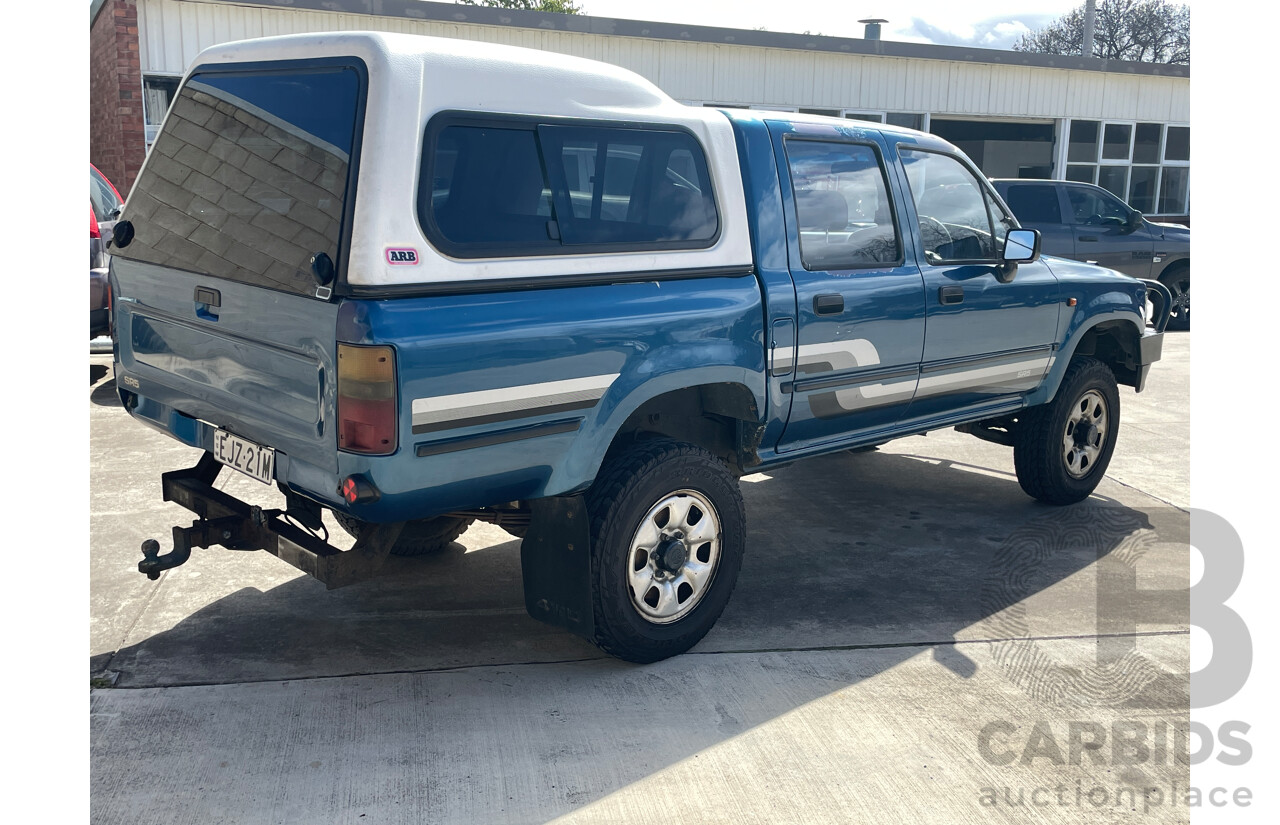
{"left": 576, "top": 1, "right": 1194, "bottom": 51}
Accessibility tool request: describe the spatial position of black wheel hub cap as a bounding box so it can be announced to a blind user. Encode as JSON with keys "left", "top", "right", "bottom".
{"left": 1075, "top": 420, "right": 1098, "bottom": 448}
{"left": 654, "top": 537, "right": 688, "bottom": 572}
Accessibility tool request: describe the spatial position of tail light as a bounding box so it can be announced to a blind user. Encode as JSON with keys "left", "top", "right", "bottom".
{"left": 337, "top": 344, "right": 398, "bottom": 455}
{"left": 90, "top": 206, "right": 100, "bottom": 239}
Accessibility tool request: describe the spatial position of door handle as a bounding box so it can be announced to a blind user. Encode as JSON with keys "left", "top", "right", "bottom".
{"left": 939, "top": 286, "right": 964, "bottom": 305}
{"left": 1079, "top": 235, "right": 1099, "bottom": 242}
{"left": 814, "top": 294, "right": 844, "bottom": 315}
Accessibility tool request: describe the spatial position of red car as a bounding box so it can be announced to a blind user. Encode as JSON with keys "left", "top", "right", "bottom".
{"left": 90, "top": 164, "right": 123, "bottom": 338}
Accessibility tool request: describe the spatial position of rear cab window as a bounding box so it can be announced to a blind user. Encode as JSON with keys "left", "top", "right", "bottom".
{"left": 113, "top": 60, "right": 366, "bottom": 297}
{"left": 419, "top": 114, "right": 720, "bottom": 258}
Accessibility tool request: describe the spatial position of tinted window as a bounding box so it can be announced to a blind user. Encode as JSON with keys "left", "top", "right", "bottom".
{"left": 900, "top": 149, "right": 996, "bottom": 263}
{"left": 784, "top": 141, "right": 900, "bottom": 270}
{"left": 114, "top": 66, "right": 363, "bottom": 297}
{"left": 1098, "top": 166, "right": 1129, "bottom": 201}
{"left": 1133, "top": 123, "right": 1162, "bottom": 164}
{"left": 427, "top": 126, "right": 558, "bottom": 252}
{"left": 1128, "top": 166, "right": 1159, "bottom": 214}
{"left": 1068, "top": 120, "right": 1099, "bottom": 163}
{"left": 539, "top": 125, "right": 718, "bottom": 246}
{"left": 1102, "top": 123, "right": 1131, "bottom": 160}
{"left": 422, "top": 119, "right": 719, "bottom": 256}
{"left": 1004, "top": 184, "right": 1062, "bottom": 224}
{"left": 1066, "top": 186, "right": 1131, "bottom": 226}
{"left": 1164, "top": 126, "right": 1189, "bottom": 162}
{"left": 1159, "top": 167, "right": 1190, "bottom": 214}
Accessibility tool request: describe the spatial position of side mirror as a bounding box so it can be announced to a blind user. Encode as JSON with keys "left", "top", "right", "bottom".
{"left": 1125, "top": 209, "right": 1144, "bottom": 233}
{"left": 998, "top": 228, "right": 1040, "bottom": 283}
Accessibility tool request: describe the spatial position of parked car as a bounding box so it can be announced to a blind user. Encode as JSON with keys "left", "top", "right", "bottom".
{"left": 109, "top": 32, "right": 1167, "bottom": 663}
{"left": 990, "top": 179, "right": 1189, "bottom": 329}
{"left": 90, "top": 163, "right": 123, "bottom": 338}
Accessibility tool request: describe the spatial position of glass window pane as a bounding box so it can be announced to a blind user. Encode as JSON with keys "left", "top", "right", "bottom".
{"left": 142, "top": 76, "right": 180, "bottom": 127}
{"left": 539, "top": 125, "right": 719, "bottom": 246}
{"left": 1134, "top": 123, "right": 1162, "bottom": 164}
{"left": 1128, "top": 166, "right": 1159, "bottom": 214}
{"left": 900, "top": 149, "right": 996, "bottom": 263}
{"left": 1066, "top": 165, "right": 1096, "bottom": 184}
{"left": 1097, "top": 166, "right": 1129, "bottom": 201}
{"left": 799, "top": 108, "right": 841, "bottom": 117}
{"left": 844, "top": 112, "right": 884, "bottom": 123}
{"left": 785, "top": 141, "right": 901, "bottom": 269}
{"left": 1068, "top": 120, "right": 1100, "bottom": 163}
{"left": 1066, "top": 186, "right": 1132, "bottom": 226}
{"left": 1164, "top": 126, "right": 1189, "bottom": 162}
{"left": 1159, "top": 167, "right": 1190, "bottom": 214}
{"left": 90, "top": 166, "right": 122, "bottom": 222}
{"left": 1004, "top": 184, "right": 1063, "bottom": 224}
{"left": 430, "top": 126, "right": 558, "bottom": 250}
{"left": 1102, "top": 124, "right": 1132, "bottom": 160}
{"left": 115, "top": 67, "right": 362, "bottom": 297}
{"left": 886, "top": 112, "right": 925, "bottom": 131}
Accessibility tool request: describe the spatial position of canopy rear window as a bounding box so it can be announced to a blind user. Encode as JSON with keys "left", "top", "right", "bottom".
{"left": 114, "top": 63, "right": 364, "bottom": 297}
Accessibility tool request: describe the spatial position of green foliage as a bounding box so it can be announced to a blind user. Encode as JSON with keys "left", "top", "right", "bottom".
{"left": 1013, "top": 0, "right": 1189, "bottom": 64}
{"left": 456, "top": 0, "right": 584, "bottom": 13}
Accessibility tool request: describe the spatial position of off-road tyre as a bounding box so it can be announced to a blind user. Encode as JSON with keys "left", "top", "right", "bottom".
{"left": 585, "top": 438, "right": 746, "bottom": 663}
{"left": 334, "top": 512, "right": 473, "bottom": 557}
{"left": 1014, "top": 356, "right": 1121, "bottom": 505}
{"left": 1160, "top": 264, "right": 1190, "bottom": 331}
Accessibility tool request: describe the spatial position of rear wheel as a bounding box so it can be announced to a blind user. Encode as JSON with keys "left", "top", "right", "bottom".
{"left": 1160, "top": 265, "right": 1190, "bottom": 330}
{"left": 585, "top": 439, "right": 746, "bottom": 663}
{"left": 334, "top": 512, "right": 473, "bottom": 557}
{"left": 1013, "top": 356, "right": 1120, "bottom": 505}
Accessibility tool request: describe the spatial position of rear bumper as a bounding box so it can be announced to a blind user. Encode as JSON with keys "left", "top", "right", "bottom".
{"left": 140, "top": 453, "right": 403, "bottom": 589}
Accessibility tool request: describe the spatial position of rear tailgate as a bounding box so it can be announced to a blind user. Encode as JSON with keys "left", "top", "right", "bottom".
{"left": 110, "top": 59, "right": 366, "bottom": 475}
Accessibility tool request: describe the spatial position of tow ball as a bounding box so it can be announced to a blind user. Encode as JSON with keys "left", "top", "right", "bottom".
{"left": 138, "top": 514, "right": 256, "bottom": 580}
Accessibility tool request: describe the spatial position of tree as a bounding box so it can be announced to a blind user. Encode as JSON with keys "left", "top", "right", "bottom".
{"left": 456, "top": 0, "right": 584, "bottom": 13}
{"left": 1013, "top": 0, "right": 1189, "bottom": 64}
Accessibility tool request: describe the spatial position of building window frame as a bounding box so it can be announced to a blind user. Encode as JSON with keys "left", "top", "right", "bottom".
{"left": 1059, "top": 118, "right": 1189, "bottom": 217}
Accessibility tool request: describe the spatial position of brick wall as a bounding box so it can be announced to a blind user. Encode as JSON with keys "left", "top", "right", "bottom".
{"left": 118, "top": 83, "right": 349, "bottom": 295}
{"left": 90, "top": 0, "right": 146, "bottom": 196}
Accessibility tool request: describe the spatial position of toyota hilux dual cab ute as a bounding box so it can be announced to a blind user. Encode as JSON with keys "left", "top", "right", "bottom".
{"left": 108, "top": 32, "right": 1168, "bottom": 663}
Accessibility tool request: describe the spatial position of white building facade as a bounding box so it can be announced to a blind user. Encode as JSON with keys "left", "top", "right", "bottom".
{"left": 126, "top": 0, "right": 1191, "bottom": 219}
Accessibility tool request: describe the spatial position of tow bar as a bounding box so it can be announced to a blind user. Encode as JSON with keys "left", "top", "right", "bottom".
{"left": 138, "top": 453, "right": 404, "bottom": 589}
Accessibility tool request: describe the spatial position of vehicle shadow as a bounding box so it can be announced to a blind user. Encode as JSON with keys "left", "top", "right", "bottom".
{"left": 91, "top": 446, "right": 1189, "bottom": 822}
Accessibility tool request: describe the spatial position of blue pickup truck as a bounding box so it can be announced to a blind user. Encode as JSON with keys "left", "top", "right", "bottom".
{"left": 108, "top": 32, "right": 1167, "bottom": 662}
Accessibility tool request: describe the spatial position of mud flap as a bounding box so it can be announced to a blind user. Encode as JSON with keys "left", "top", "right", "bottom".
{"left": 520, "top": 495, "right": 595, "bottom": 641}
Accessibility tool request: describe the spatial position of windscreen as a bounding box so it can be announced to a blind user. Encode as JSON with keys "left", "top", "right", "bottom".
{"left": 113, "top": 65, "right": 363, "bottom": 296}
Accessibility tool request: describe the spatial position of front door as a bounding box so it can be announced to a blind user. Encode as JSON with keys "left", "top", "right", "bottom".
{"left": 891, "top": 146, "right": 1061, "bottom": 423}
{"left": 768, "top": 123, "right": 927, "bottom": 452}
{"left": 1064, "top": 183, "right": 1157, "bottom": 278}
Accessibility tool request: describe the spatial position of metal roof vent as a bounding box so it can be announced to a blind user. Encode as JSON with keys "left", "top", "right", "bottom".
{"left": 859, "top": 18, "right": 888, "bottom": 40}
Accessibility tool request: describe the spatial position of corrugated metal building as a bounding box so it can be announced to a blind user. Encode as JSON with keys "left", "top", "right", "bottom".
{"left": 90, "top": 0, "right": 1190, "bottom": 219}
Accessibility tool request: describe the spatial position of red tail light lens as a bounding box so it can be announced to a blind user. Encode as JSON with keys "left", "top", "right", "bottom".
{"left": 90, "top": 206, "right": 100, "bottom": 239}
{"left": 337, "top": 344, "right": 398, "bottom": 455}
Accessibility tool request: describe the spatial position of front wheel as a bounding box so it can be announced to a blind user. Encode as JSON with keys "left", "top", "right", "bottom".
{"left": 1013, "top": 356, "right": 1120, "bottom": 505}
{"left": 586, "top": 439, "right": 746, "bottom": 663}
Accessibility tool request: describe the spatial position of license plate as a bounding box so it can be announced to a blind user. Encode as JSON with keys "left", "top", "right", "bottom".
{"left": 212, "top": 429, "right": 276, "bottom": 485}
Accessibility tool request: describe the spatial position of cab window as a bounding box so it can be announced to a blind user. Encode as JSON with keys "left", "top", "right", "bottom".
{"left": 1066, "top": 186, "right": 1132, "bottom": 226}
{"left": 784, "top": 140, "right": 901, "bottom": 270}
{"left": 900, "top": 148, "right": 1001, "bottom": 264}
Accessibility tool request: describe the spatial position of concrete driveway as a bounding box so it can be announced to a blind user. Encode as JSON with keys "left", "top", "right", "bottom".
{"left": 90, "top": 335, "right": 1191, "bottom": 824}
